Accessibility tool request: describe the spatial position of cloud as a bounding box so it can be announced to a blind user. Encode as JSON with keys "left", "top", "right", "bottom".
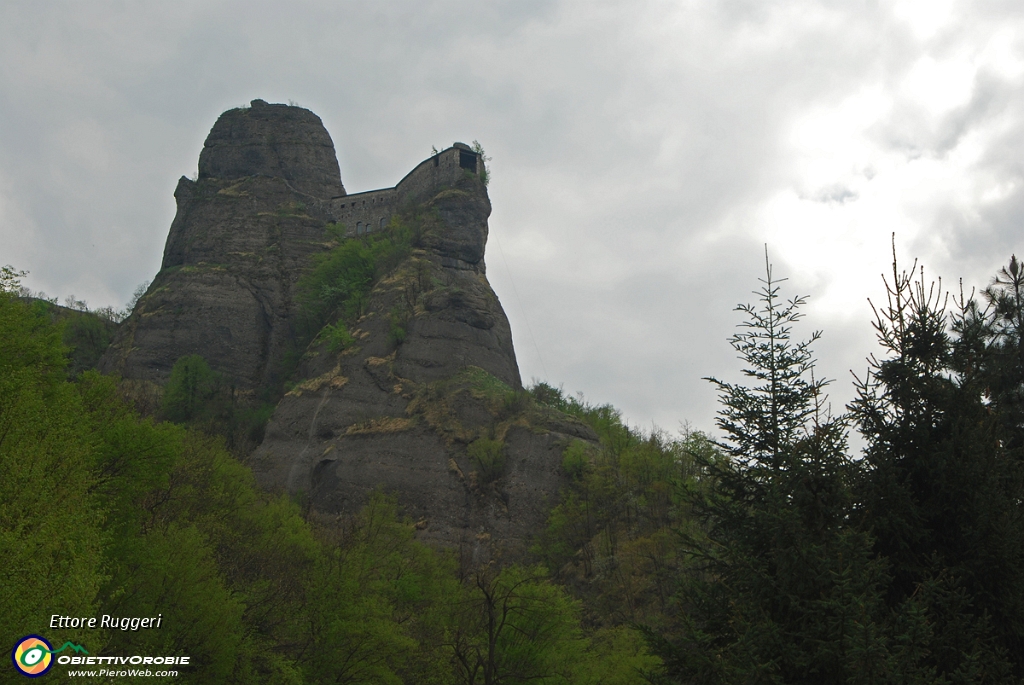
{"left": 2, "top": 0, "right": 1023, "bottom": 438}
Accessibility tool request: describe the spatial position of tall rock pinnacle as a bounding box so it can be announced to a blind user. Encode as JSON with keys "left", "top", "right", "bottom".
{"left": 197, "top": 98, "right": 345, "bottom": 199}
{"left": 100, "top": 100, "right": 344, "bottom": 398}
{"left": 101, "top": 101, "right": 594, "bottom": 558}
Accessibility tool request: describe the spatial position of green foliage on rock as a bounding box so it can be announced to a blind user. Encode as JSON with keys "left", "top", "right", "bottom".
{"left": 407, "top": 366, "right": 527, "bottom": 446}
{"left": 388, "top": 304, "right": 409, "bottom": 347}
{"left": 560, "top": 439, "right": 591, "bottom": 479}
{"left": 298, "top": 219, "right": 416, "bottom": 342}
{"left": 467, "top": 437, "right": 505, "bottom": 483}
{"left": 471, "top": 140, "right": 491, "bottom": 186}
{"left": 321, "top": 320, "right": 355, "bottom": 351}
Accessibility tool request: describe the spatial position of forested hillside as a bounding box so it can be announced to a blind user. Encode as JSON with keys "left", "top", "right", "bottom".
{"left": 3, "top": 250, "right": 1024, "bottom": 683}
{"left": 0, "top": 265, "right": 657, "bottom": 683}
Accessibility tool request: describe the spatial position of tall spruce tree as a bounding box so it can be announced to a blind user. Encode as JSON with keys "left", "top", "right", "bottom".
{"left": 652, "top": 259, "right": 889, "bottom": 684}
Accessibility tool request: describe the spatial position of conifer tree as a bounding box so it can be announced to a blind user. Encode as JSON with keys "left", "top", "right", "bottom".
{"left": 977, "top": 255, "right": 1024, "bottom": 451}
{"left": 653, "top": 258, "right": 889, "bottom": 683}
{"left": 852, "top": 252, "right": 1024, "bottom": 680}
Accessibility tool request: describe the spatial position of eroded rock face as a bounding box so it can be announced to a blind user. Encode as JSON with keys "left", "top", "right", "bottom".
{"left": 99, "top": 101, "right": 344, "bottom": 397}
{"left": 102, "top": 100, "right": 593, "bottom": 557}
{"left": 198, "top": 99, "right": 345, "bottom": 199}
{"left": 251, "top": 175, "right": 596, "bottom": 558}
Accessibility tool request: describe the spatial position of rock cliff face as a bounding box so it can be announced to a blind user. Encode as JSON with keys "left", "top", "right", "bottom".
{"left": 99, "top": 100, "right": 344, "bottom": 398}
{"left": 251, "top": 175, "right": 596, "bottom": 557}
{"left": 101, "top": 100, "right": 595, "bottom": 557}
{"left": 197, "top": 99, "right": 344, "bottom": 200}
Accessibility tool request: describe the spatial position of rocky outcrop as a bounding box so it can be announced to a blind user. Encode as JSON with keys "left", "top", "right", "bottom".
{"left": 198, "top": 98, "right": 345, "bottom": 200}
{"left": 251, "top": 175, "right": 596, "bottom": 558}
{"left": 101, "top": 100, "right": 595, "bottom": 557}
{"left": 99, "top": 100, "right": 345, "bottom": 397}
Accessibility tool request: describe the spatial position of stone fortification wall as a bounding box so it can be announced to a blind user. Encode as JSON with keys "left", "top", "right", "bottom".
{"left": 330, "top": 188, "right": 396, "bottom": 237}
{"left": 328, "top": 144, "right": 479, "bottom": 237}
{"left": 394, "top": 144, "right": 478, "bottom": 206}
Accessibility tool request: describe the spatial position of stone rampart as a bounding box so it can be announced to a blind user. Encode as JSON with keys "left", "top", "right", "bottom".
{"left": 329, "top": 188, "right": 396, "bottom": 237}
{"left": 328, "top": 144, "right": 480, "bottom": 237}
{"left": 394, "top": 144, "right": 479, "bottom": 206}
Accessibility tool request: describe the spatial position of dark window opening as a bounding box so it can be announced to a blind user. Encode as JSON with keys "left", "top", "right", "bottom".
{"left": 380, "top": 217, "right": 386, "bottom": 230}
{"left": 459, "top": 150, "right": 478, "bottom": 171}
{"left": 433, "top": 155, "right": 440, "bottom": 167}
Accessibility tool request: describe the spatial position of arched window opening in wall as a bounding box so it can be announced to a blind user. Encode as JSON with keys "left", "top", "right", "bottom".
{"left": 380, "top": 217, "right": 386, "bottom": 230}
{"left": 356, "top": 222, "right": 363, "bottom": 236}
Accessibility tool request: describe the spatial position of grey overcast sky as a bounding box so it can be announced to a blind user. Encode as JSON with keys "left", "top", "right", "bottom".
{"left": 2, "top": 0, "right": 1024, "bottom": 438}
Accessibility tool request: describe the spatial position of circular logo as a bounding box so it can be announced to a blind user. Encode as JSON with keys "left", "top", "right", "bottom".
{"left": 11, "top": 635, "right": 54, "bottom": 677}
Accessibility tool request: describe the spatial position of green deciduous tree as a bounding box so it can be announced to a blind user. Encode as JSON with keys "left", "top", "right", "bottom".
{"left": 531, "top": 382, "right": 704, "bottom": 631}
{"left": 446, "top": 564, "right": 586, "bottom": 685}
{"left": 0, "top": 269, "right": 105, "bottom": 653}
{"left": 161, "top": 354, "right": 220, "bottom": 423}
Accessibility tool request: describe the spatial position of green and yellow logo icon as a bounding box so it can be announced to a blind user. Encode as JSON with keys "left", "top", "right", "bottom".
{"left": 11, "top": 635, "right": 54, "bottom": 677}
{"left": 11, "top": 635, "right": 87, "bottom": 677}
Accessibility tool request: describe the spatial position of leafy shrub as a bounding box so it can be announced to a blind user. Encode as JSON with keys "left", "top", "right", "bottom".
{"left": 500, "top": 387, "right": 532, "bottom": 418}
{"left": 472, "top": 140, "right": 491, "bottom": 186}
{"left": 467, "top": 437, "right": 505, "bottom": 483}
{"left": 298, "top": 220, "right": 416, "bottom": 342}
{"left": 388, "top": 306, "right": 409, "bottom": 347}
{"left": 561, "top": 440, "right": 591, "bottom": 480}
{"left": 321, "top": 322, "right": 354, "bottom": 352}
{"left": 62, "top": 312, "right": 115, "bottom": 376}
{"left": 389, "top": 321, "right": 406, "bottom": 346}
